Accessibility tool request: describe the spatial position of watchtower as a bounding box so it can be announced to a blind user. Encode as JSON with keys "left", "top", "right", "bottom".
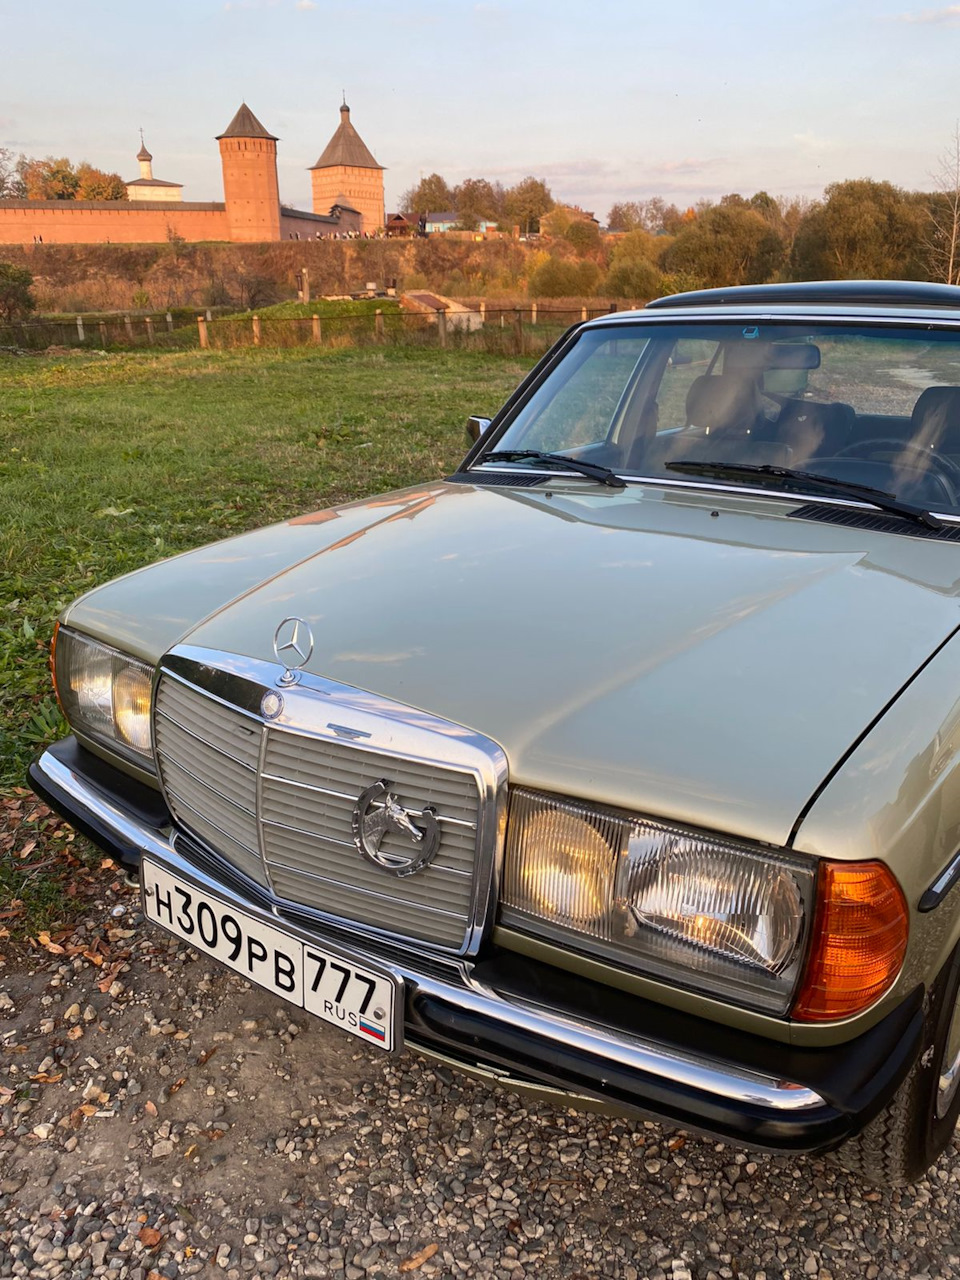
{"left": 310, "top": 102, "right": 384, "bottom": 235}
{"left": 217, "top": 103, "right": 281, "bottom": 242}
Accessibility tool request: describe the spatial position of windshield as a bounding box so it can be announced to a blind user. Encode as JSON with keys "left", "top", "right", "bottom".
{"left": 484, "top": 321, "right": 960, "bottom": 516}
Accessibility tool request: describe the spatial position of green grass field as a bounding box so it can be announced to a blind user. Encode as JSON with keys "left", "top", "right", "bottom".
{"left": 0, "top": 344, "right": 531, "bottom": 928}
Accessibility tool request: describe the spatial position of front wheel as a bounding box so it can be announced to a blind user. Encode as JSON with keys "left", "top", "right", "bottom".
{"left": 833, "top": 941, "right": 960, "bottom": 1185}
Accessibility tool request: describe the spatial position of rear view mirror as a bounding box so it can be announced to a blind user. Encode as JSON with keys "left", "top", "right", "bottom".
{"left": 466, "top": 415, "right": 492, "bottom": 444}
{"left": 768, "top": 342, "right": 820, "bottom": 370}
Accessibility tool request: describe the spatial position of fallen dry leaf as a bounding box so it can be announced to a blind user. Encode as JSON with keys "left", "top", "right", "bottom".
{"left": 29, "top": 1072, "right": 62, "bottom": 1084}
{"left": 399, "top": 1243, "right": 439, "bottom": 1273}
{"left": 0, "top": 1085, "right": 14, "bottom": 1101}
{"left": 183, "top": 1143, "right": 198, "bottom": 1159}
{"left": 196, "top": 1046, "right": 218, "bottom": 1067}
{"left": 138, "top": 1226, "right": 163, "bottom": 1248}
{"left": 166, "top": 1076, "right": 187, "bottom": 1097}
{"left": 202, "top": 1128, "right": 225, "bottom": 1141}
{"left": 37, "top": 932, "right": 66, "bottom": 956}
{"left": 67, "top": 1026, "right": 83, "bottom": 1041}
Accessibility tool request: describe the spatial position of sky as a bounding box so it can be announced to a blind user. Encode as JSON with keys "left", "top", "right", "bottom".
{"left": 2, "top": 0, "right": 960, "bottom": 220}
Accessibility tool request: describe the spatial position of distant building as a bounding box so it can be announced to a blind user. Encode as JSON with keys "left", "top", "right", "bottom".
{"left": 0, "top": 101, "right": 376, "bottom": 245}
{"left": 423, "top": 211, "right": 498, "bottom": 234}
{"left": 309, "top": 103, "right": 384, "bottom": 236}
{"left": 125, "top": 137, "right": 183, "bottom": 203}
{"left": 385, "top": 212, "right": 413, "bottom": 236}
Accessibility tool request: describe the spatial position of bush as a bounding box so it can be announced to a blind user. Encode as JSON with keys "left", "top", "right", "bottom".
{"left": 0, "top": 262, "right": 35, "bottom": 322}
{"left": 603, "top": 257, "right": 660, "bottom": 300}
{"left": 527, "top": 257, "right": 600, "bottom": 298}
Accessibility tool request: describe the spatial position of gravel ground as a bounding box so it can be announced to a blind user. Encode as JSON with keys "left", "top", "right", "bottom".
{"left": 3, "top": 875, "right": 960, "bottom": 1280}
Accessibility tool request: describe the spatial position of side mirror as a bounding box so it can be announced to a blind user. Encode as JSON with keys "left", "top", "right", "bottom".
{"left": 466, "top": 415, "right": 492, "bottom": 444}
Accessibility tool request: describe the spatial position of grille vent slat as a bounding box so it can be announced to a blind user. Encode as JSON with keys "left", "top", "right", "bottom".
{"left": 154, "top": 672, "right": 482, "bottom": 950}
{"left": 790, "top": 502, "right": 960, "bottom": 541}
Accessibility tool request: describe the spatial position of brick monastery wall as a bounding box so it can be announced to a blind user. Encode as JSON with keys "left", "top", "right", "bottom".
{"left": 0, "top": 201, "right": 230, "bottom": 246}
{"left": 280, "top": 207, "right": 362, "bottom": 239}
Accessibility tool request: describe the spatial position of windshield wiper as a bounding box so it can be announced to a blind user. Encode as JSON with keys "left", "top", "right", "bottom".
{"left": 480, "top": 450, "right": 626, "bottom": 489}
{"left": 665, "top": 460, "right": 944, "bottom": 531}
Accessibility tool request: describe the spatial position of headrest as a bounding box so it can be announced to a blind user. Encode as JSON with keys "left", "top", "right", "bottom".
{"left": 911, "top": 386, "right": 960, "bottom": 451}
{"left": 685, "top": 374, "right": 759, "bottom": 432}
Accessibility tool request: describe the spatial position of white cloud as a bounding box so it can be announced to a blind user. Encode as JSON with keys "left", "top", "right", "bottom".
{"left": 897, "top": 5, "right": 960, "bottom": 22}
{"left": 295, "top": 0, "right": 317, "bottom": 8}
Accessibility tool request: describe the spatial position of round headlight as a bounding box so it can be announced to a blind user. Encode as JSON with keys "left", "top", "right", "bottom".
{"left": 518, "top": 807, "right": 614, "bottom": 928}
{"left": 114, "top": 665, "right": 153, "bottom": 753}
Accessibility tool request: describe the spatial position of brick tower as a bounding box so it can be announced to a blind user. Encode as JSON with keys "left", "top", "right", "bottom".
{"left": 217, "top": 103, "right": 281, "bottom": 242}
{"left": 310, "top": 102, "right": 384, "bottom": 235}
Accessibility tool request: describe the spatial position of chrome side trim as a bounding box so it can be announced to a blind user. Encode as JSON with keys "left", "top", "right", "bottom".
{"left": 920, "top": 848, "right": 960, "bottom": 912}
{"left": 37, "top": 745, "right": 825, "bottom": 1116}
{"left": 155, "top": 647, "right": 509, "bottom": 958}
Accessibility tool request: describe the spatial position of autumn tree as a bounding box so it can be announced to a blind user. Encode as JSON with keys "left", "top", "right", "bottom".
{"left": 18, "top": 155, "right": 126, "bottom": 201}
{"left": 606, "top": 197, "right": 683, "bottom": 234}
{"left": 791, "top": 179, "right": 927, "bottom": 280}
{"left": 527, "top": 255, "right": 599, "bottom": 297}
{"left": 663, "top": 204, "right": 784, "bottom": 287}
{"left": 504, "top": 176, "right": 553, "bottom": 234}
{"left": 602, "top": 228, "right": 665, "bottom": 298}
{"left": 451, "top": 177, "right": 503, "bottom": 229}
{"left": 400, "top": 173, "right": 454, "bottom": 217}
{"left": 0, "top": 262, "right": 35, "bottom": 322}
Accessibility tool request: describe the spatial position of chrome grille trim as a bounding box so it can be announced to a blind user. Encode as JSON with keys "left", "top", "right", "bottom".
{"left": 153, "top": 646, "right": 508, "bottom": 956}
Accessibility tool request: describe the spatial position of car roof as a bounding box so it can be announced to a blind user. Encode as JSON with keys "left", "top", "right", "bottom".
{"left": 581, "top": 279, "right": 960, "bottom": 328}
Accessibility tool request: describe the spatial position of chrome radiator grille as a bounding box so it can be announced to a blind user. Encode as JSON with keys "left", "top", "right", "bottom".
{"left": 154, "top": 666, "right": 493, "bottom": 951}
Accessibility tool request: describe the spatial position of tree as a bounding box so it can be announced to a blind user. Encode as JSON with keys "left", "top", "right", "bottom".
{"left": 452, "top": 177, "right": 503, "bottom": 229}
{"left": 400, "top": 173, "right": 454, "bottom": 217}
{"left": 504, "top": 176, "right": 553, "bottom": 234}
{"left": 603, "top": 256, "right": 660, "bottom": 300}
{"left": 0, "top": 262, "right": 35, "bottom": 322}
{"left": 928, "top": 123, "right": 960, "bottom": 285}
{"left": 17, "top": 155, "right": 126, "bottom": 201}
{"left": 790, "top": 179, "right": 927, "bottom": 280}
{"left": 605, "top": 197, "right": 683, "bottom": 234}
{"left": 663, "top": 204, "right": 784, "bottom": 287}
{"left": 0, "top": 147, "right": 25, "bottom": 198}
{"left": 75, "top": 162, "right": 127, "bottom": 200}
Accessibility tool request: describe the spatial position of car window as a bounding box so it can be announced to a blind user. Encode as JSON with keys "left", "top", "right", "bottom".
{"left": 495, "top": 330, "right": 649, "bottom": 454}
{"left": 485, "top": 320, "right": 960, "bottom": 516}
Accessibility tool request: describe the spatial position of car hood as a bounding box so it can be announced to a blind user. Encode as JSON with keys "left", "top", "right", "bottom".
{"left": 67, "top": 480, "right": 960, "bottom": 848}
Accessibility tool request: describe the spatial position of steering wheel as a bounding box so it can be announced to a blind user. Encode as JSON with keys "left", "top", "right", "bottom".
{"left": 832, "top": 437, "right": 960, "bottom": 501}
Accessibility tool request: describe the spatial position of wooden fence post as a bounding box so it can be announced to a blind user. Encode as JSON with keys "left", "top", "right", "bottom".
{"left": 312, "top": 314, "right": 322, "bottom": 344}
{"left": 375, "top": 308, "right": 384, "bottom": 342}
{"left": 438, "top": 308, "right": 447, "bottom": 349}
{"left": 144, "top": 316, "right": 154, "bottom": 344}
{"left": 75, "top": 315, "right": 85, "bottom": 342}
{"left": 252, "top": 315, "right": 261, "bottom": 346}
{"left": 99, "top": 321, "right": 107, "bottom": 346}
{"left": 513, "top": 308, "right": 523, "bottom": 354}
{"left": 165, "top": 312, "right": 174, "bottom": 332}
{"left": 301, "top": 267, "right": 310, "bottom": 304}
{"left": 123, "top": 314, "right": 133, "bottom": 341}
{"left": 197, "top": 315, "right": 208, "bottom": 349}
{"left": 479, "top": 301, "right": 486, "bottom": 325}
{"left": 581, "top": 305, "right": 588, "bottom": 322}
{"left": 531, "top": 302, "right": 538, "bottom": 326}
{"left": 206, "top": 308, "right": 213, "bottom": 322}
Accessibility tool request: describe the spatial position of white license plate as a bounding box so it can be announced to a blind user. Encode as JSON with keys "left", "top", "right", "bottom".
{"left": 141, "top": 858, "right": 399, "bottom": 1052}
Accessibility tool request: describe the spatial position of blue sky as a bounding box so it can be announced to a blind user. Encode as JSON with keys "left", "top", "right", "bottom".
{"left": 2, "top": 0, "right": 960, "bottom": 218}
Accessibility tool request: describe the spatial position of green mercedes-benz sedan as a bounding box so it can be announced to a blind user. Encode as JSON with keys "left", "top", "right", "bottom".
{"left": 31, "top": 280, "right": 960, "bottom": 1184}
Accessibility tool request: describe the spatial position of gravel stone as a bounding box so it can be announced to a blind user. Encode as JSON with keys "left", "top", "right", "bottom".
{"left": 4, "top": 886, "right": 960, "bottom": 1280}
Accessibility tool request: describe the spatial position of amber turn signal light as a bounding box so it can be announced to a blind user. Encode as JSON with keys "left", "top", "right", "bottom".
{"left": 49, "top": 620, "right": 63, "bottom": 715}
{"left": 792, "top": 861, "right": 908, "bottom": 1022}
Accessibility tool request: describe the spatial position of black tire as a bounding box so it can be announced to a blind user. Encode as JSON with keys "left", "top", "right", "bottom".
{"left": 833, "top": 941, "right": 960, "bottom": 1186}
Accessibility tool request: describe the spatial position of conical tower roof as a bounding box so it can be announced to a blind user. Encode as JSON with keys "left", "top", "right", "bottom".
{"left": 311, "top": 104, "right": 382, "bottom": 171}
{"left": 216, "top": 102, "right": 278, "bottom": 142}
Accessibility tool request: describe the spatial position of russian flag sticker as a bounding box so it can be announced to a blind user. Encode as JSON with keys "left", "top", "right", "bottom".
{"left": 360, "top": 1017, "right": 386, "bottom": 1042}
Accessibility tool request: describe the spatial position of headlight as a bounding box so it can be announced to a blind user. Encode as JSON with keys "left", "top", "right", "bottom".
{"left": 501, "top": 789, "right": 816, "bottom": 1014}
{"left": 53, "top": 625, "right": 155, "bottom": 767}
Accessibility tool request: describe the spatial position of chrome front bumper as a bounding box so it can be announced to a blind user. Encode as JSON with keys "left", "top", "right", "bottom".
{"left": 31, "top": 739, "right": 924, "bottom": 1153}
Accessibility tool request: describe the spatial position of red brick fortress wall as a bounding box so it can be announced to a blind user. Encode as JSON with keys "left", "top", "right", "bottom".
{"left": 0, "top": 201, "right": 231, "bottom": 245}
